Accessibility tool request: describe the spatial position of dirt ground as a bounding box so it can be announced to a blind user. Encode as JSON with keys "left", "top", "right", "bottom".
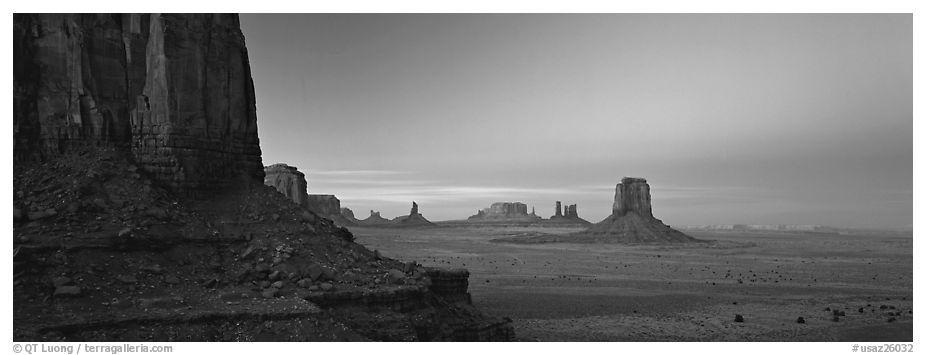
{"left": 350, "top": 225, "right": 913, "bottom": 341}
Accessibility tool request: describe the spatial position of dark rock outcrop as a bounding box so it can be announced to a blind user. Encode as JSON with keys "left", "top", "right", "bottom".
{"left": 582, "top": 177, "right": 700, "bottom": 243}
{"left": 264, "top": 164, "right": 308, "bottom": 206}
{"left": 340, "top": 207, "right": 361, "bottom": 224}
{"left": 306, "top": 195, "right": 355, "bottom": 226}
{"left": 306, "top": 195, "right": 340, "bottom": 217}
{"left": 565, "top": 204, "right": 578, "bottom": 218}
{"left": 14, "top": 14, "right": 263, "bottom": 191}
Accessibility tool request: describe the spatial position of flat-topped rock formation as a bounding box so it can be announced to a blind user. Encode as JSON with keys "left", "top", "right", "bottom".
{"left": 264, "top": 164, "right": 308, "bottom": 206}
{"left": 263, "top": 165, "right": 354, "bottom": 226}
{"left": 392, "top": 201, "right": 437, "bottom": 227}
{"left": 468, "top": 202, "right": 542, "bottom": 222}
{"left": 581, "top": 177, "right": 699, "bottom": 243}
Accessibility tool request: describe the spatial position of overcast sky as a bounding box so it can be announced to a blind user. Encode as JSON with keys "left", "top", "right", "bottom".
{"left": 239, "top": 14, "right": 911, "bottom": 228}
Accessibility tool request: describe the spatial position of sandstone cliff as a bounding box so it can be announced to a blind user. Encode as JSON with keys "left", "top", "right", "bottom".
{"left": 14, "top": 14, "right": 263, "bottom": 191}
{"left": 264, "top": 163, "right": 308, "bottom": 206}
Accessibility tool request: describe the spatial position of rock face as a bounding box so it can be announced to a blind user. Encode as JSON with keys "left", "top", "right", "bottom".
{"left": 264, "top": 164, "right": 308, "bottom": 206}
{"left": 613, "top": 177, "right": 653, "bottom": 218}
{"left": 392, "top": 201, "right": 436, "bottom": 227}
{"left": 340, "top": 207, "right": 361, "bottom": 224}
{"left": 306, "top": 195, "right": 340, "bottom": 217}
{"left": 306, "top": 195, "right": 355, "bottom": 226}
{"left": 14, "top": 14, "right": 264, "bottom": 191}
{"left": 468, "top": 202, "right": 540, "bottom": 222}
{"left": 564, "top": 204, "right": 578, "bottom": 218}
{"left": 584, "top": 177, "right": 699, "bottom": 243}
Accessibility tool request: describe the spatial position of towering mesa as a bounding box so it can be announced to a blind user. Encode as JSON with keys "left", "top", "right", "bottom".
{"left": 583, "top": 177, "right": 700, "bottom": 243}
{"left": 14, "top": 14, "right": 263, "bottom": 191}
{"left": 613, "top": 177, "right": 653, "bottom": 218}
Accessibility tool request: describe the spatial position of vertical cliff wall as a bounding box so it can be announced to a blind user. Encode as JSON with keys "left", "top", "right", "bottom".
{"left": 264, "top": 163, "right": 308, "bottom": 206}
{"left": 613, "top": 177, "right": 653, "bottom": 218}
{"left": 306, "top": 195, "right": 341, "bottom": 216}
{"left": 14, "top": 13, "right": 263, "bottom": 191}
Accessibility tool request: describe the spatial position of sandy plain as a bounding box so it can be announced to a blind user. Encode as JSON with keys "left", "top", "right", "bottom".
{"left": 351, "top": 225, "right": 913, "bottom": 341}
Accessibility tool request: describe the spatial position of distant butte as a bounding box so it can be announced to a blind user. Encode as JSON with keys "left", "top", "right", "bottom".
{"left": 392, "top": 201, "right": 437, "bottom": 227}
{"left": 358, "top": 210, "right": 392, "bottom": 226}
{"left": 580, "top": 177, "right": 701, "bottom": 243}
{"left": 468, "top": 202, "right": 541, "bottom": 222}
{"left": 545, "top": 201, "right": 591, "bottom": 226}
{"left": 491, "top": 177, "right": 702, "bottom": 244}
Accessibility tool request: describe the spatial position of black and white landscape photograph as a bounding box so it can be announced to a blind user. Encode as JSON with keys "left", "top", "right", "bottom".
{"left": 10, "top": 9, "right": 915, "bottom": 346}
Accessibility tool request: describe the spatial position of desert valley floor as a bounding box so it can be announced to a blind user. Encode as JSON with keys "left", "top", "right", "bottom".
{"left": 352, "top": 226, "right": 913, "bottom": 341}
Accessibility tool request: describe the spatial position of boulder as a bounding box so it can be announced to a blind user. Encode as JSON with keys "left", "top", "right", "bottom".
{"left": 306, "top": 264, "right": 324, "bottom": 281}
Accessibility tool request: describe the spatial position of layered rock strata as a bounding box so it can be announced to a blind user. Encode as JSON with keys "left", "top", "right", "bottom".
{"left": 264, "top": 164, "right": 308, "bottom": 206}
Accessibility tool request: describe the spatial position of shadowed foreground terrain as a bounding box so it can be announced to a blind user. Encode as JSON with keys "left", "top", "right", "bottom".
{"left": 352, "top": 225, "right": 912, "bottom": 341}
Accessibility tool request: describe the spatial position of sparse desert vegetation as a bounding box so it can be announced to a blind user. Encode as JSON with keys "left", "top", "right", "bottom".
{"left": 352, "top": 225, "right": 913, "bottom": 341}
